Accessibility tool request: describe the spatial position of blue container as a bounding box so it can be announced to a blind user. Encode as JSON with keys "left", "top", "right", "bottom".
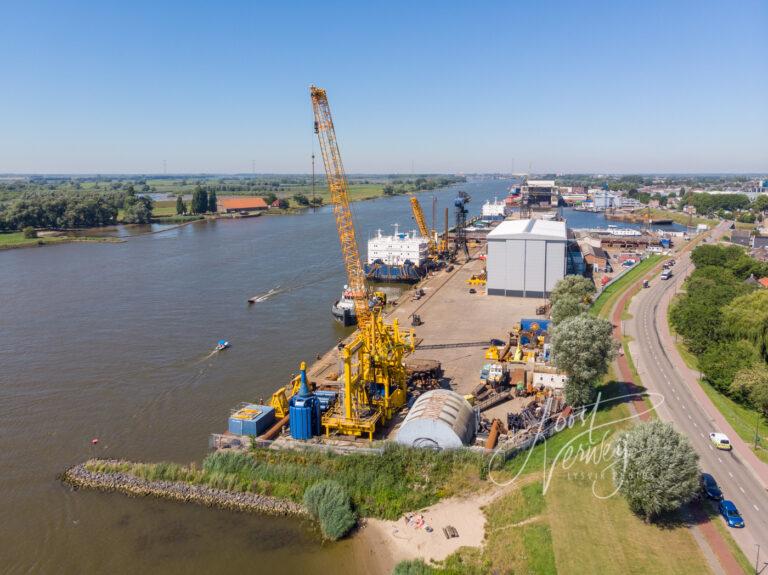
{"left": 228, "top": 404, "right": 275, "bottom": 436}
{"left": 660, "top": 238, "right": 671, "bottom": 248}
{"left": 289, "top": 395, "right": 321, "bottom": 440}
{"left": 520, "top": 319, "right": 551, "bottom": 333}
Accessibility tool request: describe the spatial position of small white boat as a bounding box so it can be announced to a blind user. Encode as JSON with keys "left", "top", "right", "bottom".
{"left": 215, "top": 340, "right": 231, "bottom": 351}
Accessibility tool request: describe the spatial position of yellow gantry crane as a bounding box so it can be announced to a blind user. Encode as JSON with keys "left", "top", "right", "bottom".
{"left": 310, "top": 85, "right": 414, "bottom": 440}
{"left": 409, "top": 196, "right": 438, "bottom": 261}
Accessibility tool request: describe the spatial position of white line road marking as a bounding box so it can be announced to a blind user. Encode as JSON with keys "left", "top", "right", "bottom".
{"left": 709, "top": 445, "right": 714, "bottom": 450}
{"left": 718, "top": 457, "right": 723, "bottom": 463}
{"left": 728, "top": 472, "right": 734, "bottom": 478}
{"left": 739, "top": 486, "right": 746, "bottom": 494}
{"left": 754, "top": 505, "right": 760, "bottom": 511}
{"left": 682, "top": 404, "right": 686, "bottom": 410}
{"left": 687, "top": 414, "right": 692, "bottom": 420}
{"left": 693, "top": 422, "right": 698, "bottom": 427}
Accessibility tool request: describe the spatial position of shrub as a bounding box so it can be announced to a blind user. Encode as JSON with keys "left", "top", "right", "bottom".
{"left": 22, "top": 226, "right": 37, "bottom": 239}
{"left": 303, "top": 480, "right": 357, "bottom": 540}
{"left": 613, "top": 420, "right": 700, "bottom": 522}
{"left": 393, "top": 560, "right": 437, "bottom": 575}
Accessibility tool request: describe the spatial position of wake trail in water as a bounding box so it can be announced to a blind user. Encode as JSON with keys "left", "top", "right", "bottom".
{"left": 249, "top": 271, "right": 339, "bottom": 305}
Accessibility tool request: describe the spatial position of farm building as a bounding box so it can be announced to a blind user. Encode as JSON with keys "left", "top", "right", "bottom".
{"left": 218, "top": 197, "right": 269, "bottom": 213}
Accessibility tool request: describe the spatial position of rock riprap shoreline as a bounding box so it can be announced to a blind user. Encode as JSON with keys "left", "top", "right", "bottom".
{"left": 61, "top": 460, "right": 308, "bottom": 518}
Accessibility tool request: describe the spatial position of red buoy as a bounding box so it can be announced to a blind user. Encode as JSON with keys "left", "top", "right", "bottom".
{"left": 91, "top": 438, "right": 99, "bottom": 445}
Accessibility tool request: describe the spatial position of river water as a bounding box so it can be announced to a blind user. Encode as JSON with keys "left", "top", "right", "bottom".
{"left": 0, "top": 180, "right": 682, "bottom": 573}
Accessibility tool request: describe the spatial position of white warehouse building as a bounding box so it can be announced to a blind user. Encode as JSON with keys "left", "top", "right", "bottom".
{"left": 486, "top": 219, "right": 568, "bottom": 298}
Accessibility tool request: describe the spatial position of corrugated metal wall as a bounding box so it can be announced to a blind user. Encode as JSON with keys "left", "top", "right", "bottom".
{"left": 487, "top": 237, "right": 567, "bottom": 297}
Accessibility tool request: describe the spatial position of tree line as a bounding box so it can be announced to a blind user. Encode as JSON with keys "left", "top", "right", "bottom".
{"left": 670, "top": 244, "right": 768, "bottom": 415}
{"left": 0, "top": 185, "right": 153, "bottom": 231}
{"left": 382, "top": 176, "right": 465, "bottom": 197}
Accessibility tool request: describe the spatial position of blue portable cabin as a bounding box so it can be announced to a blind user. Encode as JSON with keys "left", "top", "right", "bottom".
{"left": 228, "top": 403, "right": 276, "bottom": 436}
{"left": 289, "top": 363, "right": 322, "bottom": 440}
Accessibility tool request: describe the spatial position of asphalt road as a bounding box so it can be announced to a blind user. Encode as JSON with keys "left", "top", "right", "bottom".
{"left": 628, "top": 223, "right": 768, "bottom": 569}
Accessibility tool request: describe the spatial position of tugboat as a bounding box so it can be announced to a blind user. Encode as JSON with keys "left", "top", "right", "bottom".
{"left": 331, "top": 286, "right": 387, "bottom": 326}
{"left": 331, "top": 287, "right": 357, "bottom": 326}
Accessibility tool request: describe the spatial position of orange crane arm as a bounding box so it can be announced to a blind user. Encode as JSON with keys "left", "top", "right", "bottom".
{"left": 409, "top": 196, "right": 436, "bottom": 256}
{"left": 310, "top": 86, "right": 371, "bottom": 329}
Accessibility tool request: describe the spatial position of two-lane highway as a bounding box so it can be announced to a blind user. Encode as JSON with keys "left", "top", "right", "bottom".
{"left": 627, "top": 223, "right": 768, "bottom": 567}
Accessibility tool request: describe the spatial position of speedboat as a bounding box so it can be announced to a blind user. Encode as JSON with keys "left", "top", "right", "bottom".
{"left": 215, "top": 340, "right": 231, "bottom": 351}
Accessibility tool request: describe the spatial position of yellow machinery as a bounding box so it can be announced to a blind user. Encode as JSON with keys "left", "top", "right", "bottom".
{"left": 410, "top": 196, "right": 438, "bottom": 261}
{"left": 311, "top": 85, "right": 414, "bottom": 440}
{"left": 467, "top": 270, "right": 487, "bottom": 285}
{"left": 485, "top": 345, "right": 500, "bottom": 360}
{"left": 270, "top": 364, "right": 305, "bottom": 418}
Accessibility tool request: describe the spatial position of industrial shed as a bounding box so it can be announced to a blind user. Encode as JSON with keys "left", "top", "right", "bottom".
{"left": 486, "top": 219, "right": 568, "bottom": 298}
{"left": 396, "top": 389, "right": 475, "bottom": 449}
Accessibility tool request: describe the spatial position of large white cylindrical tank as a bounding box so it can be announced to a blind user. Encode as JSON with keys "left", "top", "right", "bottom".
{"left": 396, "top": 389, "right": 475, "bottom": 449}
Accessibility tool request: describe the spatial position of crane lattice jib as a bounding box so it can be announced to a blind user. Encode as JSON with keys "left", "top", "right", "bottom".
{"left": 310, "top": 86, "right": 371, "bottom": 329}
{"left": 410, "top": 196, "right": 436, "bottom": 255}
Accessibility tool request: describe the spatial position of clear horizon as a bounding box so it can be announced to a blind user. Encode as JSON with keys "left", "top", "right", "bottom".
{"left": 1, "top": 0, "right": 766, "bottom": 174}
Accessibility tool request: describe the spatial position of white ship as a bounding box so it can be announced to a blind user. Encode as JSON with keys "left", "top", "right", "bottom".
{"left": 481, "top": 198, "right": 509, "bottom": 221}
{"left": 364, "top": 225, "right": 430, "bottom": 282}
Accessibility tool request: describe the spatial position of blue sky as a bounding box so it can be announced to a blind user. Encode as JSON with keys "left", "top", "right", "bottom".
{"left": 0, "top": 1, "right": 766, "bottom": 174}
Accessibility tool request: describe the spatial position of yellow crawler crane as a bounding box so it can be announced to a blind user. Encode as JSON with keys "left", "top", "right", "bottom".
{"left": 310, "top": 85, "right": 414, "bottom": 440}
{"left": 409, "top": 196, "right": 438, "bottom": 261}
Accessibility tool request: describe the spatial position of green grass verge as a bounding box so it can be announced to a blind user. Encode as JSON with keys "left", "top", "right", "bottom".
{"left": 85, "top": 444, "right": 486, "bottom": 521}
{"left": 590, "top": 255, "right": 662, "bottom": 318}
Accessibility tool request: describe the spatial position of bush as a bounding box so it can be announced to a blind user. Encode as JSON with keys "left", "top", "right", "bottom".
{"left": 393, "top": 560, "right": 437, "bottom": 575}
{"left": 613, "top": 420, "right": 700, "bottom": 521}
{"left": 303, "top": 480, "right": 357, "bottom": 540}
{"left": 22, "top": 226, "right": 37, "bottom": 239}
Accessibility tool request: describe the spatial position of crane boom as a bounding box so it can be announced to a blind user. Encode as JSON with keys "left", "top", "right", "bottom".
{"left": 409, "top": 196, "right": 437, "bottom": 257}
{"left": 310, "top": 86, "right": 371, "bottom": 329}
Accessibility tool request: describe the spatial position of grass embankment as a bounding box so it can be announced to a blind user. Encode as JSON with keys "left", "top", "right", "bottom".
{"left": 590, "top": 255, "right": 662, "bottom": 318}
{"left": 649, "top": 208, "right": 718, "bottom": 228}
{"left": 402, "top": 377, "right": 708, "bottom": 574}
{"left": 85, "top": 445, "right": 486, "bottom": 521}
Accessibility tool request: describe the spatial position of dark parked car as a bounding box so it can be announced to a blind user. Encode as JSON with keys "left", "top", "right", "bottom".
{"left": 700, "top": 473, "right": 723, "bottom": 500}
{"left": 719, "top": 500, "right": 745, "bottom": 528}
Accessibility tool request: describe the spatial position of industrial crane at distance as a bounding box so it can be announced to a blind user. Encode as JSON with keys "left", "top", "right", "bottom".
{"left": 409, "top": 196, "right": 439, "bottom": 262}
